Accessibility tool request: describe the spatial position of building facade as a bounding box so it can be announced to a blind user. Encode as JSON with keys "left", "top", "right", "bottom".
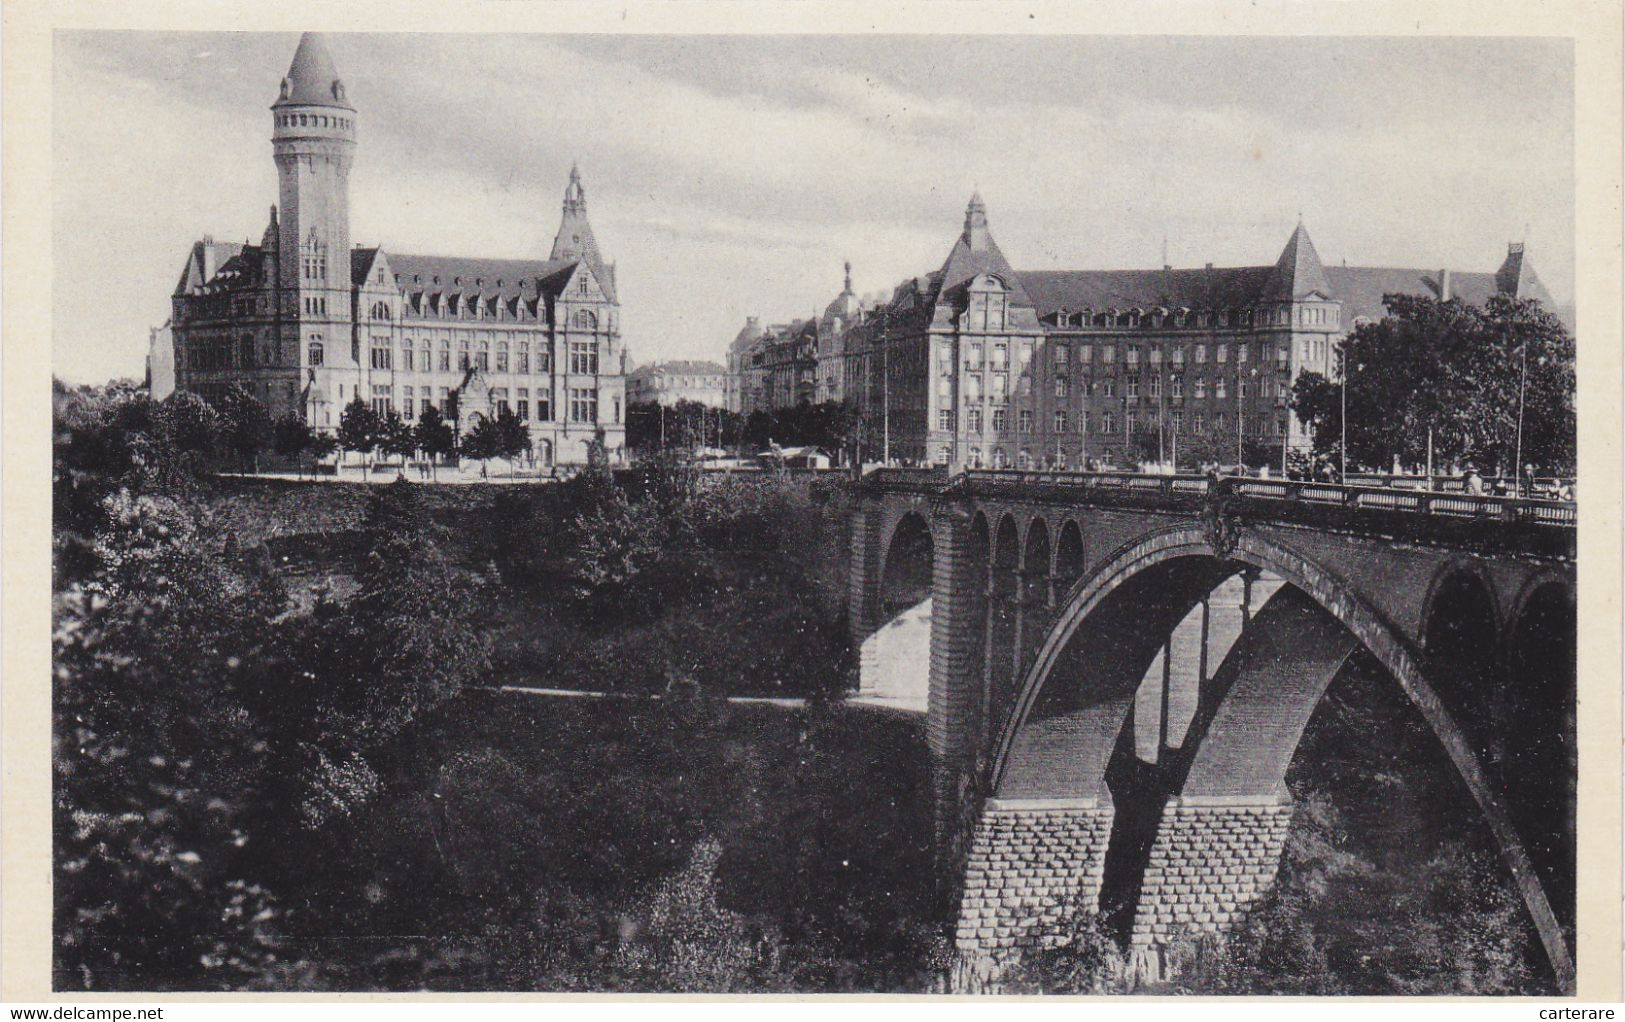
{"left": 165, "top": 33, "right": 627, "bottom": 466}
{"left": 838, "top": 193, "right": 1557, "bottom": 470}
{"left": 726, "top": 261, "right": 868, "bottom": 417}
{"left": 627, "top": 360, "right": 728, "bottom": 408}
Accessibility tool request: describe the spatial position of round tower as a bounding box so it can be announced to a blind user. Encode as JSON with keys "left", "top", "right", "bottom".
{"left": 271, "top": 32, "right": 355, "bottom": 302}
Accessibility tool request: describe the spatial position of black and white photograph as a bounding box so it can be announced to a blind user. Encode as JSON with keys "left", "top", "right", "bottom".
{"left": 12, "top": 4, "right": 1622, "bottom": 1007}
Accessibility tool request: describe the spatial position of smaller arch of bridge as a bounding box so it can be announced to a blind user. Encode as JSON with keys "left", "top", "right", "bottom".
{"left": 1507, "top": 568, "right": 1578, "bottom": 634}
{"left": 989, "top": 524, "right": 1573, "bottom": 989}
{"left": 878, "top": 510, "right": 934, "bottom": 616}
{"left": 1054, "top": 518, "right": 1085, "bottom": 591}
{"left": 1023, "top": 517, "right": 1051, "bottom": 576}
{"left": 1419, "top": 557, "right": 1506, "bottom": 643}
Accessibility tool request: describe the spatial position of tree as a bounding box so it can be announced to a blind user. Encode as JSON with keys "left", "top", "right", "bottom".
{"left": 215, "top": 385, "right": 273, "bottom": 474}
{"left": 412, "top": 405, "right": 455, "bottom": 480}
{"left": 1291, "top": 294, "right": 1575, "bottom": 476}
{"left": 308, "top": 432, "right": 339, "bottom": 477}
{"left": 336, "top": 397, "right": 380, "bottom": 473}
{"left": 460, "top": 414, "right": 500, "bottom": 477}
{"left": 322, "top": 481, "right": 492, "bottom": 745}
{"left": 272, "top": 414, "right": 314, "bottom": 476}
{"left": 376, "top": 409, "right": 416, "bottom": 467}
{"left": 492, "top": 404, "right": 533, "bottom": 475}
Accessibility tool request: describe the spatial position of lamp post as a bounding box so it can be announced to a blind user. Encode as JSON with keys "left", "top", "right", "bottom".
{"left": 1514, "top": 340, "right": 1529, "bottom": 495}
{"left": 1339, "top": 348, "right": 1348, "bottom": 483}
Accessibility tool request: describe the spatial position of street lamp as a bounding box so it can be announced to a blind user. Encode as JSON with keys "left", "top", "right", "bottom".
{"left": 1236, "top": 365, "right": 1258, "bottom": 469}
{"left": 1514, "top": 340, "right": 1529, "bottom": 496}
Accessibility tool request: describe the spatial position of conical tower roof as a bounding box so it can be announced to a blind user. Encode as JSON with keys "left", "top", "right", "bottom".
{"left": 1262, "top": 221, "right": 1331, "bottom": 301}
{"left": 1494, "top": 243, "right": 1555, "bottom": 306}
{"left": 274, "top": 32, "right": 353, "bottom": 110}
{"left": 936, "top": 191, "right": 1031, "bottom": 306}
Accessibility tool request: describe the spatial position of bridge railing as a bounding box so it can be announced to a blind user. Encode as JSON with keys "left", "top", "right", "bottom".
{"left": 952, "top": 470, "right": 1576, "bottom": 528}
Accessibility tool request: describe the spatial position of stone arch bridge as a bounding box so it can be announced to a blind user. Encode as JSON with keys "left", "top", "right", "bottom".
{"left": 849, "top": 468, "right": 1577, "bottom": 991}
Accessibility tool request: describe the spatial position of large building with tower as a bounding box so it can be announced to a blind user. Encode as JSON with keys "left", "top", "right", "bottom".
{"left": 163, "top": 32, "right": 627, "bottom": 466}
{"left": 830, "top": 193, "right": 1558, "bottom": 470}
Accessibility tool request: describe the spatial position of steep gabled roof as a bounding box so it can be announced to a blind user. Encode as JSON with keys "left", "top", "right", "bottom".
{"left": 1494, "top": 243, "right": 1556, "bottom": 307}
{"left": 1261, "top": 222, "right": 1332, "bottom": 301}
{"left": 935, "top": 192, "right": 1033, "bottom": 307}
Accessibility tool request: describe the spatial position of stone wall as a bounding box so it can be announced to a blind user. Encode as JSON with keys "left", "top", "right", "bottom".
{"left": 952, "top": 800, "right": 1114, "bottom": 990}
{"left": 1128, "top": 798, "right": 1293, "bottom": 981}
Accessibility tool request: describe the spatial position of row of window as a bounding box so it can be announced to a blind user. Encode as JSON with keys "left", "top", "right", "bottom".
{"left": 1048, "top": 305, "right": 1338, "bottom": 330}
{"left": 276, "top": 112, "right": 352, "bottom": 130}
{"left": 359, "top": 386, "right": 615, "bottom": 426}
{"left": 939, "top": 407, "right": 1291, "bottom": 437}
{"left": 397, "top": 294, "right": 604, "bottom": 325}
{"left": 943, "top": 371, "right": 1285, "bottom": 403}
{"left": 310, "top": 338, "right": 601, "bottom": 375}
{"left": 953, "top": 339, "right": 1309, "bottom": 375}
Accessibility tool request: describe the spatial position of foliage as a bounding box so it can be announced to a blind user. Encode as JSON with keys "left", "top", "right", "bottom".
{"left": 53, "top": 488, "right": 313, "bottom": 990}
{"left": 1291, "top": 294, "right": 1575, "bottom": 474}
{"left": 626, "top": 399, "right": 739, "bottom": 453}
{"left": 376, "top": 409, "right": 416, "bottom": 462}
{"left": 412, "top": 405, "right": 455, "bottom": 476}
{"left": 492, "top": 404, "right": 533, "bottom": 464}
{"left": 459, "top": 414, "right": 500, "bottom": 467}
{"left": 272, "top": 414, "right": 313, "bottom": 461}
{"left": 612, "top": 838, "right": 791, "bottom": 992}
{"left": 314, "top": 481, "right": 493, "bottom": 749}
{"left": 1004, "top": 903, "right": 1128, "bottom": 994}
{"left": 561, "top": 485, "right": 665, "bottom": 604}
{"left": 337, "top": 398, "right": 381, "bottom": 464}
{"left": 214, "top": 385, "right": 273, "bottom": 473}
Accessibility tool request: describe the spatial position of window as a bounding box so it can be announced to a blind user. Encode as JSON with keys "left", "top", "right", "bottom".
{"left": 991, "top": 372, "right": 1008, "bottom": 403}
{"left": 1238, "top": 379, "right": 1249, "bottom": 398}
{"left": 1126, "top": 412, "right": 1137, "bottom": 435}
{"left": 569, "top": 340, "right": 599, "bottom": 375}
{"left": 1217, "top": 343, "right": 1228, "bottom": 363}
{"left": 1237, "top": 343, "right": 1249, "bottom": 363}
{"left": 1054, "top": 410, "right": 1069, "bottom": 433}
{"left": 477, "top": 341, "right": 490, "bottom": 371}
{"left": 569, "top": 387, "right": 598, "bottom": 423}
{"left": 497, "top": 342, "right": 509, "bottom": 373}
{"left": 1054, "top": 345, "right": 1070, "bottom": 369}
{"left": 1172, "top": 410, "right": 1184, "bottom": 433}
{"left": 1127, "top": 377, "right": 1140, "bottom": 400}
{"left": 1195, "top": 378, "right": 1207, "bottom": 399}
{"left": 1017, "top": 450, "right": 1031, "bottom": 469}
{"left": 1101, "top": 379, "right": 1116, "bottom": 398}
{"left": 938, "top": 446, "right": 952, "bottom": 466}
{"left": 492, "top": 388, "right": 510, "bottom": 415}
{"left": 969, "top": 446, "right": 983, "bottom": 468}
{"left": 1102, "top": 411, "right": 1116, "bottom": 434}
{"left": 458, "top": 338, "right": 470, "bottom": 371}
{"left": 1054, "top": 375, "right": 1070, "bottom": 398}
{"left": 1216, "top": 378, "right": 1227, "bottom": 399}
{"left": 370, "top": 384, "right": 391, "bottom": 417}
{"left": 1216, "top": 413, "right": 1227, "bottom": 434}
{"left": 1017, "top": 342, "right": 1033, "bottom": 374}
{"left": 574, "top": 308, "right": 597, "bottom": 330}
{"left": 1102, "top": 345, "right": 1116, "bottom": 365}
{"left": 536, "top": 391, "right": 552, "bottom": 421}
{"left": 1079, "top": 344, "right": 1092, "bottom": 364}
{"left": 1127, "top": 346, "right": 1140, "bottom": 366}
{"left": 371, "top": 344, "right": 391, "bottom": 370}
{"left": 966, "top": 374, "right": 983, "bottom": 403}
{"left": 938, "top": 409, "right": 954, "bottom": 431}
{"left": 536, "top": 348, "right": 551, "bottom": 373}
{"left": 307, "top": 339, "right": 324, "bottom": 366}
{"left": 1195, "top": 344, "right": 1207, "bottom": 364}
{"left": 517, "top": 348, "right": 529, "bottom": 374}
{"left": 578, "top": 277, "right": 590, "bottom": 296}
{"left": 401, "top": 347, "right": 414, "bottom": 372}
{"left": 420, "top": 346, "right": 431, "bottom": 373}
{"left": 1149, "top": 375, "right": 1162, "bottom": 397}
{"left": 517, "top": 388, "right": 530, "bottom": 421}
{"left": 421, "top": 396, "right": 432, "bottom": 418}
{"left": 968, "top": 408, "right": 983, "bottom": 432}
{"left": 1081, "top": 411, "right": 1090, "bottom": 434}
{"left": 1149, "top": 346, "right": 1162, "bottom": 366}
{"left": 1193, "top": 412, "right": 1205, "bottom": 434}
{"left": 1018, "top": 410, "right": 1033, "bottom": 434}
{"left": 402, "top": 387, "right": 415, "bottom": 419}
{"left": 1172, "top": 346, "right": 1185, "bottom": 366}
{"left": 967, "top": 341, "right": 984, "bottom": 369}
{"left": 371, "top": 301, "right": 391, "bottom": 321}
{"left": 991, "top": 343, "right": 1008, "bottom": 369}
{"left": 991, "top": 408, "right": 1006, "bottom": 432}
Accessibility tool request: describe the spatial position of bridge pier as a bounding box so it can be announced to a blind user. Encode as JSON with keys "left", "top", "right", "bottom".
{"left": 1127, "top": 796, "right": 1294, "bottom": 983}
{"left": 952, "top": 798, "right": 1116, "bottom": 991}
{"left": 849, "top": 503, "right": 885, "bottom": 692}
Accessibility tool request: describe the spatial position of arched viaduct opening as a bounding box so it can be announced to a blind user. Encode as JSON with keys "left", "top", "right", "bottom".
{"left": 860, "top": 511, "right": 935, "bottom": 704}
{"left": 957, "top": 528, "right": 1574, "bottom": 992}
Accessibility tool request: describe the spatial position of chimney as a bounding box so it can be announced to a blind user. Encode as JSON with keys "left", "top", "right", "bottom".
{"left": 1439, "top": 269, "right": 1452, "bottom": 301}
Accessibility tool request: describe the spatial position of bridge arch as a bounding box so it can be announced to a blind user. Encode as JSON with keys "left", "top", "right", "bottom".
{"left": 984, "top": 524, "right": 1572, "bottom": 989}
{"left": 879, "top": 510, "right": 933, "bottom": 618}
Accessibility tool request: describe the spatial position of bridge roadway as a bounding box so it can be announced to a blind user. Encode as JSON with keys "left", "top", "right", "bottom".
{"left": 849, "top": 467, "right": 1576, "bottom": 991}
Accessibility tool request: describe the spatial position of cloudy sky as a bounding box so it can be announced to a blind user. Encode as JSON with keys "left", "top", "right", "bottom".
{"left": 53, "top": 31, "right": 1573, "bottom": 385}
